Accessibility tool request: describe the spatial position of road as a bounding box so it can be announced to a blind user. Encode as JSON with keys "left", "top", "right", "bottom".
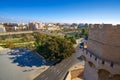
{"left": 0, "top": 30, "right": 64, "bottom": 36}
{"left": 34, "top": 44, "right": 84, "bottom": 80}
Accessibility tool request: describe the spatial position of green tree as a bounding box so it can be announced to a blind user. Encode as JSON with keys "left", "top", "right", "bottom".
{"left": 34, "top": 34, "right": 75, "bottom": 61}
{"left": 0, "top": 38, "right": 2, "bottom": 43}
{"left": 81, "top": 29, "right": 85, "bottom": 35}
{"left": 64, "top": 34, "right": 76, "bottom": 44}
{"left": 64, "top": 34, "right": 69, "bottom": 39}
{"left": 5, "top": 41, "right": 14, "bottom": 48}
{"left": 70, "top": 36, "right": 76, "bottom": 44}
{"left": 34, "top": 33, "right": 47, "bottom": 47}
{"left": 81, "top": 28, "right": 88, "bottom": 36}
{"left": 22, "top": 34, "right": 33, "bottom": 42}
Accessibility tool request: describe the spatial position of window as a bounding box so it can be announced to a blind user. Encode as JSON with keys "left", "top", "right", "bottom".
{"left": 90, "top": 54, "right": 92, "bottom": 57}
{"left": 110, "top": 62, "right": 114, "bottom": 68}
{"left": 102, "top": 60, "right": 105, "bottom": 65}
{"left": 86, "top": 50, "right": 88, "bottom": 54}
{"left": 95, "top": 57, "right": 97, "bottom": 61}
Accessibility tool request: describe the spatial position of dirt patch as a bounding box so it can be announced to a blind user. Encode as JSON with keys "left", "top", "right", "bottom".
{"left": 71, "top": 68, "right": 84, "bottom": 79}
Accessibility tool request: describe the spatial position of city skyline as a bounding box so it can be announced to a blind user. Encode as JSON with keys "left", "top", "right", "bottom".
{"left": 0, "top": 0, "right": 120, "bottom": 24}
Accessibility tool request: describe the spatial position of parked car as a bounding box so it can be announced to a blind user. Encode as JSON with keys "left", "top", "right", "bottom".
{"left": 79, "top": 42, "right": 84, "bottom": 49}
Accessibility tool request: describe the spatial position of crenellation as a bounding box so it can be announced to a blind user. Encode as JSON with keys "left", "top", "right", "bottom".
{"left": 83, "top": 24, "right": 120, "bottom": 80}
{"left": 82, "top": 49, "right": 120, "bottom": 73}
{"left": 117, "top": 24, "right": 120, "bottom": 27}
{"left": 88, "top": 24, "right": 120, "bottom": 45}
{"left": 88, "top": 24, "right": 120, "bottom": 62}
{"left": 89, "top": 24, "right": 120, "bottom": 31}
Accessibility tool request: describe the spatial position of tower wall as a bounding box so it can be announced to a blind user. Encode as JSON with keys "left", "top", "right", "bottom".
{"left": 88, "top": 24, "right": 120, "bottom": 62}
{"left": 83, "top": 24, "right": 120, "bottom": 80}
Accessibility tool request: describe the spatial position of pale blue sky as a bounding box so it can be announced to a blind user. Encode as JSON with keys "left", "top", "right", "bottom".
{"left": 0, "top": 0, "right": 120, "bottom": 24}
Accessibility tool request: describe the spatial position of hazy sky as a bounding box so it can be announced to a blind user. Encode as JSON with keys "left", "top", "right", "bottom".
{"left": 0, "top": 0, "right": 120, "bottom": 24}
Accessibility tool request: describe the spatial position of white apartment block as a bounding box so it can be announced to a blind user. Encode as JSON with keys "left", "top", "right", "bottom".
{"left": 0, "top": 24, "right": 6, "bottom": 32}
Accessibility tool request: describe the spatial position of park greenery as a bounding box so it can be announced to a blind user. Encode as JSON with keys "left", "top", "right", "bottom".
{"left": 81, "top": 28, "right": 89, "bottom": 36}
{"left": 65, "top": 27, "right": 88, "bottom": 39}
{"left": 0, "top": 32, "right": 76, "bottom": 61}
{"left": 0, "top": 26, "right": 88, "bottom": 63}
{"left": 0, "top": 33, "right": 35, "bottom": 48}
{"left": 34, "top": 33, "right": 75, "bottom": 61}
{"left": 0, "top": 27, "right": 89, "bottom": 62}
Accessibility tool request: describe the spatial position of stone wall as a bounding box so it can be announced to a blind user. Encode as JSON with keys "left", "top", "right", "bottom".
{"left": 82, "top": 49, "right": 120, "bottom": 74}
{"left": 83, "top": 61, "right": 98, "bottom": 80}
{"left": 65, "top": 72, "right": 71, "bottom": 80}
{"left": 83, "top": 24, "right": 120, "bottom": 80}
{"left": 82, "top": 49, "right": 120, "bottom": 80}
{"left": 88, "top": 24, "right": 120, "bottom": 62}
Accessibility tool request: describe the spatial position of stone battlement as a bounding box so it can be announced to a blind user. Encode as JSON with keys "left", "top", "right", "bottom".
{"left": 83, "top": 24, "right": 120, "bottom": 80}
{"left": 82, "top": 49, "right": 120, "bottom": 74}
{"left": 88, "top": 24, "right": 120, "bottom": 62}
{"left": 89, "top": 24, "right": 120, "bottom": 30}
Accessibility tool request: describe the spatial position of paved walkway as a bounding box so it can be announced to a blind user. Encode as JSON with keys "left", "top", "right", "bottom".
{"left": 0, "top": 48, "right": 50, "bottom": 80}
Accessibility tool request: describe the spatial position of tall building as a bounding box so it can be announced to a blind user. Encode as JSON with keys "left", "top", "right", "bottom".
{"left": 0, "top": 24, "right": 6, "bottom": 32}
{"left": 82, "top": 24, "right": 120, "bottom": 80}
{"left": 28, "top": 22, "right": 45, "bottom": 30}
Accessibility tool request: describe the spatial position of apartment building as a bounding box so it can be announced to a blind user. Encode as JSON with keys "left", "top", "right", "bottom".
{"left": 0, "top": 24, "right": 6, "bottom": 32}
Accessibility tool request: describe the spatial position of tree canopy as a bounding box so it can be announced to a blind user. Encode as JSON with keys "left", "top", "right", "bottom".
{"left": 34, "top": 33, "right": 75, "bottom": 61}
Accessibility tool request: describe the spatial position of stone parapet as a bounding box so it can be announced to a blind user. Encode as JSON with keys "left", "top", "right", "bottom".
{"left": 83, "top": 24, "right": 120, "bottom": 80}
{"left": 82, "top": 49, "right": 120, "bottom": 74}
{"left": 88, "top": 24, "right": 120, "bottom": 62}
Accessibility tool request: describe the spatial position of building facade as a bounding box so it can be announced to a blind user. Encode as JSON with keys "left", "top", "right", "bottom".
{"left": 0, "top": 24, "right": 6, "bottom": 32}
{"left": 82, "top": 24, "right": 120, "bottom": 80}
{"left": 28, "top": 22, "right": 45, "bottom": 30}
{"left": 46, "top": 23, "right": 60, "bottom": 30}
